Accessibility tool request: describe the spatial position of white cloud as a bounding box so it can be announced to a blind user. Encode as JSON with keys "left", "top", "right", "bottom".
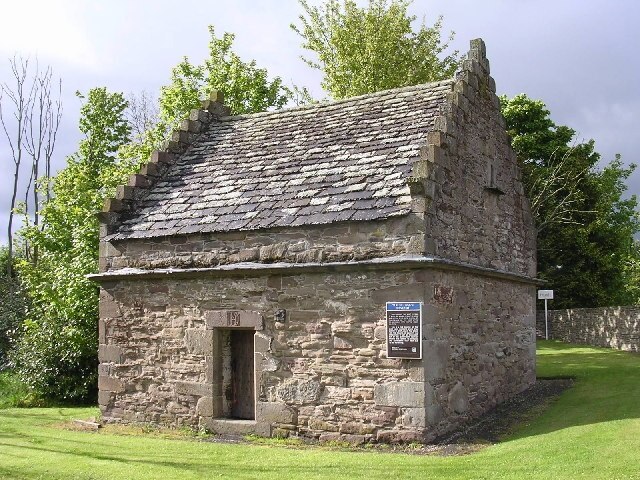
{"left": 0, "top": 0, "right": 100, "bottom": 70}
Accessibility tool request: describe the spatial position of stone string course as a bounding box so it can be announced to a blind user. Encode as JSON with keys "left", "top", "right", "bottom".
{"left": 95, "top": 39, "right": 538, "bottom": 443}
{"left": 537, "top": 306, "right": 640, "bottom": 352}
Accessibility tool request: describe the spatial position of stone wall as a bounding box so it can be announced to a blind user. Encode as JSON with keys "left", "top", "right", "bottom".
{"left": 98, "top": 266, "right": 535, "bottom": 443}
{"left": 100, "top": 215, "right": 424, "bottom": 272}
{"left": 537, "top": 306, "right": 640, "bottom": 352}
{"left": 423, "top": 41, "right": 536, "bottom": 279}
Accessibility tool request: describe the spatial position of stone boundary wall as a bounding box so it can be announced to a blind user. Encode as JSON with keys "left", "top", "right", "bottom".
{"left": 536, "top": 306, "right": 640, "bottom": 352}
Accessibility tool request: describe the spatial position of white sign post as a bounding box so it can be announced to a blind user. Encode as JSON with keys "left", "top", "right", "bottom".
{"left": 537, "top": 290, "right": 554, "bottom": 340}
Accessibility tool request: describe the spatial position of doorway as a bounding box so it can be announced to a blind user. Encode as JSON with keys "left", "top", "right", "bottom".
{"left": 228, "top": 330, "right": 255, "bottom": 420}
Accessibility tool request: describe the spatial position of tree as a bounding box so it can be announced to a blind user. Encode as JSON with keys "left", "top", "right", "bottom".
{"left": 501, "top": 94, "right": 640, "bottom": 308}
{"left": 0, "top": 246, "right": 27, "bottom": 368}
{"left": 125, "top": 90, "right": 159, "bottom": 141}
{"left": 9, "top": 25, "right": 292, "bottom": 400}
{"left": 291, "top": 0, "right": 459, "bottom": 99}
{"left": 0, "top": 57, "right": 62, "bottom": 272}
{"left": 121, "top": 25, "right": 292, "bottom": 163}
{"left": 500, "top": 94, "right": 596, "bottom": 233}
{"left": 23, "top": 64, "right": 62, "bottom": 264}
{"left": 14, "top": 88, "right": 132, "bottom": 402}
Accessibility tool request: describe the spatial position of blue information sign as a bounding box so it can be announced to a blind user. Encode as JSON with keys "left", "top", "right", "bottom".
{"left": 385, "top": 302, "right": 422, "bottom": 359}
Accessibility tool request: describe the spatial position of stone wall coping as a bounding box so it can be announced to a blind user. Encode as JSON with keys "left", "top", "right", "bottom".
{"left": 88, "top": 254, "right": 541, "bottom": 285}
{"left": 543, "top": 306, "right": 640, "bottom": 314}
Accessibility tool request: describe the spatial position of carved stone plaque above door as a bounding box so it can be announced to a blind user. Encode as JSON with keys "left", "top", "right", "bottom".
{"left": 205, "top": 310, "right": 263, "bottom": 330}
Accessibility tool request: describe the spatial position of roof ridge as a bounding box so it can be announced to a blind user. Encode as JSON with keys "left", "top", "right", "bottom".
{"left": 220, "top": 79, "right": 456, "bottom": 122}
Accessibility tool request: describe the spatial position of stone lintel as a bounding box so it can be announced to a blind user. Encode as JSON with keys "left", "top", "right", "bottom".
{"left": 205, "top": 310, "right": 263, "bottom": 330}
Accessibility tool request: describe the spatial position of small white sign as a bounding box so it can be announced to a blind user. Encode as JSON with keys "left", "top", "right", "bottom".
{"left": 538, "top": 290, "right": 554, "bottom": 300}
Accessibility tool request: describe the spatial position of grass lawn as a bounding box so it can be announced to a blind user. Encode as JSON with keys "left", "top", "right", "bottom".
{"left": 0, "top": 341, "right": 638, "bottom": 480}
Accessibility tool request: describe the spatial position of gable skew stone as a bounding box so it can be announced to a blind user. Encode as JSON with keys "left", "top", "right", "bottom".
{"left": 99, "top": 91, "right": 230, "bottom": 238}
{"left": 405, "top": 39, "right": 496, "bottom": 221}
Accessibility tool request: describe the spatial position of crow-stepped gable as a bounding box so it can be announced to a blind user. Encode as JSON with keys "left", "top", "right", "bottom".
{"left": 91, "top": 39, "right": 538, "bottom": 444}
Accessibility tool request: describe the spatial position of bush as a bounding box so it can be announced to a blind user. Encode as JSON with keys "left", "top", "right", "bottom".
{"left": 11, "top": 88, "right": 131, "bottom": 403}
{"left": 13, "top": 315, "right": 98, "bottom": 403}
{"left": 0, "top": 247, "right": 27, "bottom": 369}
{"left": 0, "top": 370, "right": 43, "bottom": 408}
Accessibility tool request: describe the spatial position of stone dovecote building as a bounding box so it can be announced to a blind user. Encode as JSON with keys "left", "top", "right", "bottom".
{"left": 91, "top": 39, "right": 538, "bottom": 443}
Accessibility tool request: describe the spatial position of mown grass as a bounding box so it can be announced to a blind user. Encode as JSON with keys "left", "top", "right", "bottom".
{"left": 0, "top": 341, "right": 638, "bottom": 479}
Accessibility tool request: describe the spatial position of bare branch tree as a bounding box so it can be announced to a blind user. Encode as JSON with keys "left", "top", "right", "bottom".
{"left": 44, "top": 78, "right": 63, "bottom": 204}
{"left": 24, "top": 62, "right": 62, "bottom": 260}
{"left": 0, "top": 56, "right": 62, "bottom": 271}
{"left": 126, "top": 90, "right": 159, "bottom": 140}
{"left": 0, "top": 56, "right": 31, "bottom": 277}
{"left": 525, "top": 146, "right": 591, "bottom": 234}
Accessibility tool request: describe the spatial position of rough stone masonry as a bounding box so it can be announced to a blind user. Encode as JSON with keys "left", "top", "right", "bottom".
{"left": 90, "top": 38, "right": 539, "bottom": 444}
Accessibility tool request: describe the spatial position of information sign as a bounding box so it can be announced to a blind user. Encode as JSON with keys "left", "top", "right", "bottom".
{"left": 386, "top": 302, "right": 422, "bottom": 359}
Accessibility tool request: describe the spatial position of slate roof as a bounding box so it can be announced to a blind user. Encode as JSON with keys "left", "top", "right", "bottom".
{"left": 110, "top": 80, "right": 454, "bottom": 240}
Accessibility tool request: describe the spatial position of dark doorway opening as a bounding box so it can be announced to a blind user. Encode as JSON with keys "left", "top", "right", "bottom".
{"left": 229, "top": 330, "right": 255, "bottom": 420}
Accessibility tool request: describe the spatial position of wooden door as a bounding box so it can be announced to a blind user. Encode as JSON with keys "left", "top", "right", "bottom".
{"left": 230, "top": 330, "right": 255, "bottom": 419}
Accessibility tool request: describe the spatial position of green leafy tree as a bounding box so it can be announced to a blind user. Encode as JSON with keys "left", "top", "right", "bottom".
{"left": 623, "top": 240, "right": 640, "bottom": 302}
{"left": 0, "top": 247, "right": 28, "bottom": 368}
{"left": 500, "top": 94, "right": 599, "bottom": 232}
{"left": 121, "top": 25, "right": 292, "bottom": 162}
{"left": 501, "top": 94, "right": 640, "bottom": 308}
{"left": 14, "top": 88, "right": 133, "bottom": 402}
{"left": 291, "top": 0, "right": 459, "bottom": 99}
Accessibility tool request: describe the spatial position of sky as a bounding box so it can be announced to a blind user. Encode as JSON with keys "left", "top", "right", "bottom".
{"left": 1, "top": 0, "right": 639, "bottom": 244}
